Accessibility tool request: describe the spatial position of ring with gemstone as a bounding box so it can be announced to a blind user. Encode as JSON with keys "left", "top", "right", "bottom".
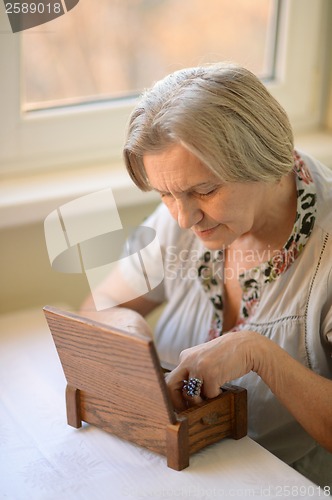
{"left": 182, "top": 377, "right": 203, "bottom": 397}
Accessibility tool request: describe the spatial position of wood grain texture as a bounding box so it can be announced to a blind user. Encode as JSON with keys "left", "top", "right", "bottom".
{"left": 44, "top": 306, "right": 247, "bottom": 469}
{"left": 180, "top": 387, "right": 247, "bottom": 454}
{"left": 44, "top": 306, "right": 175, "bottom": 452}
{"left": 230, "top": 385, "right": 247, "bottom": 439}
{"left": 166, "top": 417, "right": 189, "bottom": 471}
{"left": 66, "top": 385, "right": 81, "bottom": 428}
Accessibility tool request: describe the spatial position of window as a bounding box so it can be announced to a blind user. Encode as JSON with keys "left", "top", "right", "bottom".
{"left": 22, "top": 0, "right": 277, "bottom": 110}
{"left": 0, "top": 0, "right": 330, "bottom": 176}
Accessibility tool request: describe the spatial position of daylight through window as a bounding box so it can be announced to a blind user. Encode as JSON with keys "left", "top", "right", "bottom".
{"left": 22, "top": 0, "right": 279, "bottom": 111}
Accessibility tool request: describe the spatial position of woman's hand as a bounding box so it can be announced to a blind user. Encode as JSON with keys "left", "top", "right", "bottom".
{"left": 166, "top": 329, "right": 332, "bottom": 452}
{"left": 165, "top": 330, "right": 263, "bottom": 411}
{"left": 79, "top": 306, "right": 153, "bottom": 338}
{"left": 80, "top": 287, "right": 159, "bottom": 339}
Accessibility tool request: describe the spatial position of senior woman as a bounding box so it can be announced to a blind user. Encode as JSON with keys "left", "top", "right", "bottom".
{"left": 81, "top": 63, "right": 332, "bottom": 487}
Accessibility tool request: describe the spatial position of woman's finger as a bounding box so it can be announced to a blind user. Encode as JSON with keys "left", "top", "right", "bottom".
{"left": 165, "top": 369, "right": 189, "bottom": 411}
{"left": 181, "top": 376, "right": 204, "bottom": 407}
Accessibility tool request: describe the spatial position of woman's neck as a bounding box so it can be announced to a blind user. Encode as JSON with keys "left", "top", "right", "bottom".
{"left": 232, "top": 171, "right": 297, "bottom": 255}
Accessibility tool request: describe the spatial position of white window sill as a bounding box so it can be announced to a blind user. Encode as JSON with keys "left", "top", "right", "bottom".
{"left": 0, "top": 162, "right": 159, "bottom": 229}
{"left": 1, "top": 130, "right": 331, "bottom": 230}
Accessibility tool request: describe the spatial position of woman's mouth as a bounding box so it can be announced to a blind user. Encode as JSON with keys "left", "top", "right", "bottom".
{"left": 193, "top": 224, "right": 220, "bottom": 239}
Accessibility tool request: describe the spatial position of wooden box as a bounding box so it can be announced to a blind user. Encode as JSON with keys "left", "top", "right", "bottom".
{"left": 44, "top": 306, "right": 247, "bottom": 470}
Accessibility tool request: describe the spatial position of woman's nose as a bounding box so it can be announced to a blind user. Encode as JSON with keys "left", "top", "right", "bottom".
{"left": 176, "top": 198, "right": 203, "bottom": 229}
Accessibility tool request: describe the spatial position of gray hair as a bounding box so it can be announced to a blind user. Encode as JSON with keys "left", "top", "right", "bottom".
{"left": 123, "top": 62, "right": 294, "bottom": 190}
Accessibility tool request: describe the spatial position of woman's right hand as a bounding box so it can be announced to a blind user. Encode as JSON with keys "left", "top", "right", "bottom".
{"left": 165, "top": 330, "right": 261, "bottom": 411}
{"left": 79, "top": 306, "right": 153, "bottom": 338}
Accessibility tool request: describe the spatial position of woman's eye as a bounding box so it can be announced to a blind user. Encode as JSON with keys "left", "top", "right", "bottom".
{"left": 197, "top": 188, "right": 217, "bottom": 198}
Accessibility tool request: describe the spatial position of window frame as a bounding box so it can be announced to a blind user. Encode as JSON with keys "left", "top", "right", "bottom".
{"left": 0, "top": 0, "right": 330, "bottom": 176}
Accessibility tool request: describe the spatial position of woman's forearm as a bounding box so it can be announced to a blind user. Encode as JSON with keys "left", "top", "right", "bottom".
{"left": 254, "top": 336, "right": 332, "bottom": 452}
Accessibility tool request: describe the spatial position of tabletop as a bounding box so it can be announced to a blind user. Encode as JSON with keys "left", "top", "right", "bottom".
{"left": 0, "top": 307, "right": 327, "bottom": 500}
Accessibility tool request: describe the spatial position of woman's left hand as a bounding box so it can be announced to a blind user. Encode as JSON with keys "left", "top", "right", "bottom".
{"left": 165, "top": 330, "right": 263, "bottom": 411}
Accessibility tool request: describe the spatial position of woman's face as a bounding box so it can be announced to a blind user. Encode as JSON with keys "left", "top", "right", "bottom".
{"left": 143, "top": 143, "right": 275, "bottom": 250}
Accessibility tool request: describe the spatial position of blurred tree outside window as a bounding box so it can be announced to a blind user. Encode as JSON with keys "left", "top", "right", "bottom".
{"left": 22, "top": 0, "right": 278, "bottom": 111}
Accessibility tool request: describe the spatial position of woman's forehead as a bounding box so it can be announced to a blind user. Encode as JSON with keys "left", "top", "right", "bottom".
{"left": 143, "top": 144, "right": 220, "bottom": 191}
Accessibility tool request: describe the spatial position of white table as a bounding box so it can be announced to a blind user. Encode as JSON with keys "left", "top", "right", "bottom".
{"left": 0, "top": 308, "right": 326, "bottom": 500}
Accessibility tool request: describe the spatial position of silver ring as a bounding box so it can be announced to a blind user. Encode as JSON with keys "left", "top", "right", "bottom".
{"left": 182, "top": 377, "right": 203, "bottom": 397}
